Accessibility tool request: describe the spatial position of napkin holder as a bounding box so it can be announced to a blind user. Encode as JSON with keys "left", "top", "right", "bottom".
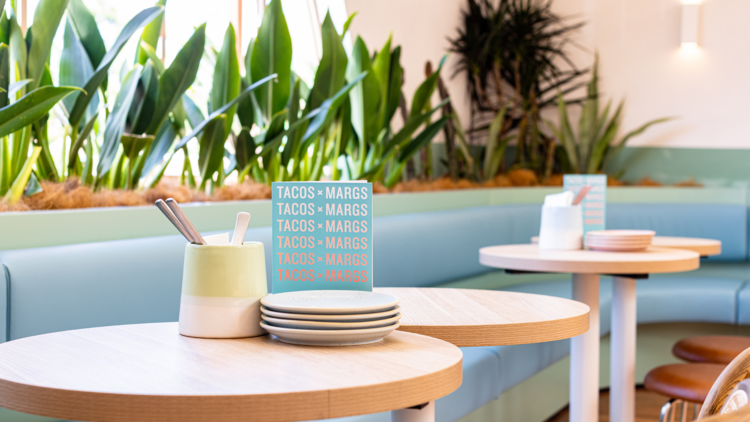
{"left": 539, "top": 205, "right": 583, "bottom": 250}
{"left": 179, "top": 242, "right": 268, "bottom": 338}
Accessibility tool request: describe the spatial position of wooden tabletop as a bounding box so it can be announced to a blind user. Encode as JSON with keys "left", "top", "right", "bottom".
{"left": 480, "top": 244, "right": 700, "bottom": 275}
{"left": 651, "top": 236, "right": 722, "bottom": 256}
{"left": 374, "top": 287, "right": 590, "bottom": 347}
{"left": 0, "top": 323, "right": 462, "bottom": 422}
{"left": 531, "top": 235, "right": 722, "bottom": 257}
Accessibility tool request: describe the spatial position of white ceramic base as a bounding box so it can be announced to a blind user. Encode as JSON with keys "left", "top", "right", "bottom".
{"left": 261, "top": 321, "right": 400, "bottom": 346}
{"left": 179, "top": 295, "right": 265, "bottom": 338}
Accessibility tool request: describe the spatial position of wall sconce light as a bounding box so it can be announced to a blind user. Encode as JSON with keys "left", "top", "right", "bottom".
{"left": 681, "top": 0, "right": 701, "bottom": 49}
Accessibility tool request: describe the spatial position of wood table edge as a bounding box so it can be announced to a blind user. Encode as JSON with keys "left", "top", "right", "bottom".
{"left": 0, "top": 331, "right": 463, "bottom": 422}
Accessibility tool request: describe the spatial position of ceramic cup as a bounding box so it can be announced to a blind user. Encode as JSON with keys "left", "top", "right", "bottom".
{"left": 178, "top": 242, "right": 267, "bottom": 338}
{"left": 538, "top": 205, "right": 583, "bottom": 250}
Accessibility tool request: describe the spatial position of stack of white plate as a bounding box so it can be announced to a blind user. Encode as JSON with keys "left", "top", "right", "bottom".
{"left": 260, "top": 290, "right": 401, "bottom": 346}
{"left": 585, "top": 230, "right": 656, "bottom": 252}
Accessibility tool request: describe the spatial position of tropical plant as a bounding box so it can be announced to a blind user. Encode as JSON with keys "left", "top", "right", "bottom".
{"left": 548, "top": 58, "right": 673, "bottom": 174}
{"left": 449, "top": 0, "right": 586, "bottom": 180}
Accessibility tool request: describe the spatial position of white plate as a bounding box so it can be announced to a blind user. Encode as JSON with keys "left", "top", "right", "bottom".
{"left": 261, "top": 306, "right": 401, "bottom": 322}
{"left": 262, "top": 313, "right": 401, "bottom": 330}
{"left": 261, "top": 321, "right": 401, "bottom": 346}
{"left": 261, "top": 290, "right": 400, "bottom": 315}
{"left": 586, "top": 244, "right": 649, "bottom": 252}
{"left": 586, "top": 230, "right": 655, "bottom": 238}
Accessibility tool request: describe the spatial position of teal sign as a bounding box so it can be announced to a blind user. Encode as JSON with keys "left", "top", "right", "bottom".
{"left": 271, "top": 182, "right": 373, "bottom": 293}
{"left": 563, "top": 174, "right": 607, "bottom": 235}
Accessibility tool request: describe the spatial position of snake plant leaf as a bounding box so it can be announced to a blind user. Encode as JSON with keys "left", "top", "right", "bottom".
{"left": 198, "top": 114, "right": 227, "bottom": 186}
{"left": 140, "top": 118, "right": 177, "bottom": 178}
{"left": 397, "top": 116, "right": 449, "bottom": 163}
{"left": 410, "top": 54, "right": 447, "bottom": 119}
{"left": 346, "top": 36, "right": 380, "bottom": 148}
{"left": 0, "top": 12, "right": 9, "bottom": 46}
{"left": 24, "top": 172, "right": 42, "bottom": 196}
{"left": 450, "top": 111, "right": 475, "bottom": 168}
{"left": 137, "top": 41, "right": 165, "bottom": 74}
{"left": 302, "top": 72, "right": 367, "bottom": 143}
{"left": 67, "top": 0, "right": 106, "bottom": 70}
{"left": 67, "top": 110, "right": 98, "bottom": 169}
{"left": 577, "top": 58, "right": 599, "bottom": 170}
{"left": 8, "top": 11, "right": 26, "bottom": 96}
{"left": 0, "top": 44, "right": 9, "bottom": 109}
{"left": 307, "top": 12, "right": 347, "bottom": 112}
{"left": 585, "top": 101, "right": 622, "bottom": 174}
{"left": 483, "top": 105, "right": 508, "bottom": 180}
{"left": 121, "top": 133, "right": 154, "bottom": 188}
{"left": 145, "top": 23, "right": 205, "bottom": 136}
{"left": 211, "top": 24, "right": 240, "bottom": 138}
{"left": 280, "top": 78, "right": 301, "bottom": 166}
{"left": 251, "top": 0, "right": 292, "bottom": 121}
{"left": 9, "top": 80, "right": 31, "bottom": 96}
{"left": 371, "top": 35, "right": 391, "bottom": 127}
{"left": 182, "top": 94, "right": 205, "bottom": 129}
{"left": 172, "top": 74, "right": 276, "bottom": 151}
{"left": 60, "top": 18, "right": 98, "bottom": 121}
{"left": 0, "top": 86, "right": 80, "bottom": 138}
{"left": 0, "top": 137, "right": 9, "bottom": 195}
{"left": 486, "top": 135, "right": 513, "bottom": 181}
{"left": 603, "top": 116, "right": 675, "bottom": 170}
{"left": 26, "top": 0, "right": 69, "bottom": 91}
{"left": 129, "top": 60, "right": 159, "bottom": 134}
{"left": 135, "top": 0, "right": 166, "bottom": 65}
{"left": 3, "top": 145, "right": 40, "bottom": 204}
{"left": 234, "top": 127, "right": 256, "bottom": 172}
{"left": 384, "top": 46, "right": 403, "bottom": 127}
{"left": 342, "top": 12, "right": 357, "bottom": 35}
{"left": 383, "top": 97, "right": 449, "bottom": 153}
{"left": 97, "top": 66, "right": 143, "bottom": 177}
{"left": 68, "top": 6, "right": 163, "bottom": 130}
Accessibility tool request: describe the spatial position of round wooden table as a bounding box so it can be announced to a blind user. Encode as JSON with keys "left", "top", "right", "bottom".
{"left": 0, "top": 323, "right": 462, "bottom": 422}
{"left": 651, "top": 236, "right": 722, "bottom": 257}
{"left": 479, "top": 244, "right": 701, "bottom": 422}
{"left": 531, "top": 235, "right": 722, "bottom": 257}
{"left": 375, "top": 287, "right": 590, "bottom": 347}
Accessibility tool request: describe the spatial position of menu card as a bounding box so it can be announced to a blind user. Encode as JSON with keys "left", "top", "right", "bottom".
{"left": 271, "top": 181, "right": 373, "bottom": 293}
{"left": 563, "top": 174, "right": 606, "bottom": 234}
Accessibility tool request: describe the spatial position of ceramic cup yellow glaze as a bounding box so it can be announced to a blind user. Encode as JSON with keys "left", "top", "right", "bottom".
{"left": 178, "top": 242, "right": 268, "bottom": 338}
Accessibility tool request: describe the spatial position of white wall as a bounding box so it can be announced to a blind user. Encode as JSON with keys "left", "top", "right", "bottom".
{"left": 345, "top": 0, "right": 750, "bottom": 149}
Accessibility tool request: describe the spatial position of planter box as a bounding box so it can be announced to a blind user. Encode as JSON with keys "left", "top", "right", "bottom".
{"left": 0, "top": 187, "right": 744, "bottom": 251}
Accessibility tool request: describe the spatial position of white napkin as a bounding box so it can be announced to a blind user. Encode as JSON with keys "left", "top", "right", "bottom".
{"left": 544, "top": 191, "right": 574, "bottom": 207}
{"left": 203, "top": 233, "right": 230, "bottom": 245}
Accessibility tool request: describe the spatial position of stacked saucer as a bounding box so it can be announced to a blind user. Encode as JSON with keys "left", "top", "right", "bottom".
{"left": 260, "top": 290, "right": 401, "bottom": 346}
{"left": 585, "top": 230, "right": 655, "bottom": 252}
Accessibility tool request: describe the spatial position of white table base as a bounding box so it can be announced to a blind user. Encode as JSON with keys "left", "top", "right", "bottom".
{"left": 571, "top": 274, "right": 600, "bottom": 422}
{"left": 392, "top": 401, "right": 435, "bottom": 422}
{"left": 611, "top": 276, "right": 637, "bottom": 422}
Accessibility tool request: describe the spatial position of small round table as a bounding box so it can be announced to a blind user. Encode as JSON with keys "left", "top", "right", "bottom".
{"left": 375, "top": 287, "right": 590, "bottom": 347}
{"left": 651, "top": 236, "right": 722, "bottom": 257}
{"left": 479, "top": 245, "right": 701, "bottom": 422}
{"left": 0, "top": 323, "right": 462, "bottom": 422}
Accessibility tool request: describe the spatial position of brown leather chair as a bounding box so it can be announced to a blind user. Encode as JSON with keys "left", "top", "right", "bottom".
{"left": 674, "top": 336, "right": 750, "bottom": 364}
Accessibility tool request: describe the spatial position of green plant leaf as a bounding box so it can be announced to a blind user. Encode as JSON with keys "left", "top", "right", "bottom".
{"left": 251, "top": 0, "right": 292, "bottom": 121}
{"left": 129, "top": 60, "right": 159, "bottom": 134}
{"left": 3, "top": 145, "right": 40, "bottom": 204}
{"left": 67, "top": 0, "right": 106, "bottom": 69}
{"left": 140, "top": 118, "right": 177, "bottom": 178}
{"left": 306, "top": 12, "right": 347, "bottom": 112}
{"left": 0, "top": 44, "right": 9, "bottom": 109}
{"left": 145, "top": 23, "right": 205, "bottom": 135}
{"left": 198, "top": 114, "right": 227, "bottom": 186}
{"left": 172, "top": 74, "right": 276, "bottom": 151}
{"left": 578, "top": 57, "right": 599, "bottom": 170}
{"left": 182, "top": 94, "right": 205, "bottom": 129}
{"left": 234, "top": 127, "right": 256, "bottom": 173}
{"left": 135, "top": 0, "right": 166, "bottom": 65}
{"left": 8, "top": 11, "right": 25, "bottom": 95}
{"left": 383, "top": 97, "right": 449, "bottom": 153}
{"left": 211, "top": 24, "right": 241, "bottom": 137}
{"left": 68, "top": 6, "right": 163, "bottom": 130}
{"left": 555, "top": 91, "right": 579, "bottom": 172}
{"left": 302, "top": 71, "right": 367, "bottom": 143}
{"left": 385, "top": 46, "right": 403, "bottom": 126}
{"left": 371, "top": 35, "right": 391, "bottom": 127}
{"left": 346, "top": 36, "right": 380, "bottom": 148}
{"left": 67, "top": 110, "right": 98, "bottom": 169}
{"left": 97, "top": 65, "right": 143, "bottom": 177}
{"left": 121, "top": 133, "right": 154, "bottom": 188}
{"left": 24, "top": 172, "right": 42, "bottom": 196}
{"left": 483, "top": 105, "right": 507, "bottom": 180}
{"left": 0, "top": 86, "right": 80, "bottom": 138}
{"left": 26, "top": 0, "right": 69, "bottom": 91}
{"left": 60, "top": 18, "right": 97, "bottom": 119}
{"left": 397, "top": 116, "right": 449, "bottom": 163}
{"left": 409, "top": 54, "right": 446, "bottom": 120}
{"left": 342, "top": 12, "right": 357, "bottom": 35}
{"left": 604, "top": 116, "right": 674, "bottom": 169}
{"left": 0, "top": 11, "right": 9, "bottom": 46}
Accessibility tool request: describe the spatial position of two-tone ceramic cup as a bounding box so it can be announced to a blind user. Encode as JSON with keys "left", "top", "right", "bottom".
{"left": 178, "top": 242, "right": 267, "bottom": 338}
